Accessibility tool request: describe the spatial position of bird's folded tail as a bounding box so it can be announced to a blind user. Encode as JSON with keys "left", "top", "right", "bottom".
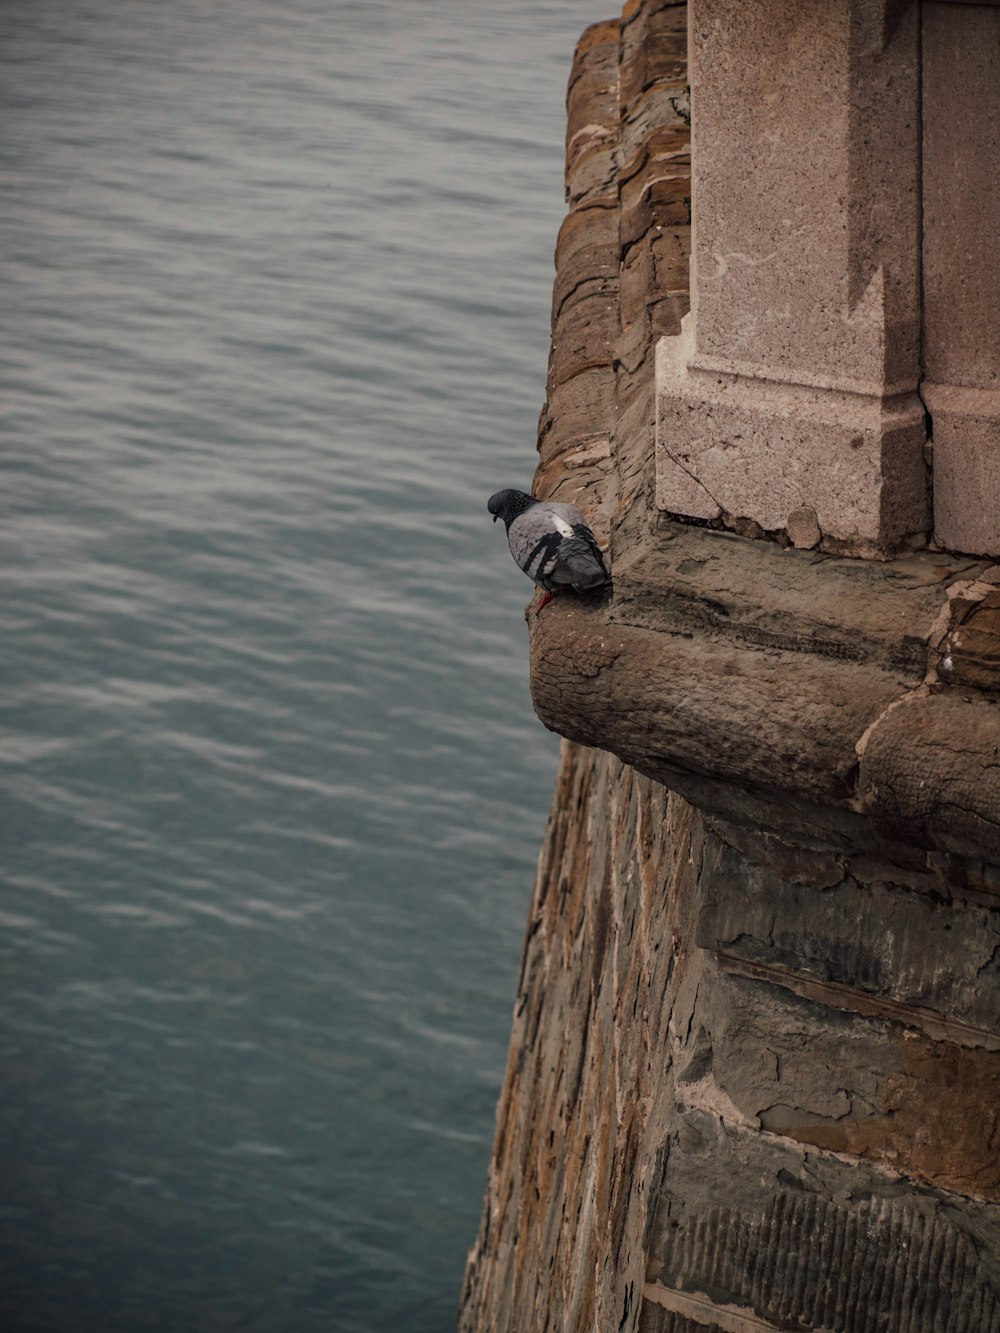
{"left": 564, "top": 528, "right": 611, "bottom": 590}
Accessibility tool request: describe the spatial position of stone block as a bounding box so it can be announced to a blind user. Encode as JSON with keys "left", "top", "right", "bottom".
{"left": 785, "top": 504, "right": 821, "bottom": 549}
{"left": 696, "top": 832, "right": 1000, "bottom": 1043}
{"left": 644, "top": 1111, "right": 1000, "bottom": 1332}
{"left": 656, "top": 319, "right": 929, "bottom": 547}
{"left": 921, "top": 2, "right": 1000, "bottom": 555}
{"left": 926, "top": 384, "right": 1000, "bottom": 556}
{"left": 654, "top": 0, "right": 929, "bottom": 551}
{"left": 922, "top": 1, "right": 1000, "bottom": 392}
{"left": 690, "top": 0, "right": 921, "bottom": 393}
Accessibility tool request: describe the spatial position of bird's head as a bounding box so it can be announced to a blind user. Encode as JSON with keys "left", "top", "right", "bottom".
{"left": 487, "top": 488, "right": 534, "bottom": 526}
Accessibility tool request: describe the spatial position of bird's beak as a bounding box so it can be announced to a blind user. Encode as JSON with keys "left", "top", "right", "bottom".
{"left": 492, "top": 514, "right": 499, "bottom": 523}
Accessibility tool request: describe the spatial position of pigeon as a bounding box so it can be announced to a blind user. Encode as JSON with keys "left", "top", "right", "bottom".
{"left": 487, "top": 488, "right": 611, "bottom": 611}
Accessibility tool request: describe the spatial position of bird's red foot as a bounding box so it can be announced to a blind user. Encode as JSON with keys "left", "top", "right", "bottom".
{"left": 535, "top": 589, "right": 556, "bottom": 612}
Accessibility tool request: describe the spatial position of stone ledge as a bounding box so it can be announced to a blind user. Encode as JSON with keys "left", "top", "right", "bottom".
{"left": 527, "top": 0, "right": 1000, "bottom": 875}
{"left": 528, "top": 524, "right": 1000, "bottom": 868}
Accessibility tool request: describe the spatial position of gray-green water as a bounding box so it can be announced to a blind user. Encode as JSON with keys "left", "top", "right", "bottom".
{"left": 0, "top": 2, "right": 611, "bottom": 1328}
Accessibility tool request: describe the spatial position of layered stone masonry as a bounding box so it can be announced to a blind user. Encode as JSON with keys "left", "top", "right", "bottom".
{"left": 461, "top": 4, "right": 1000, "bottom": 1331}
{"left": 922, "top": 1, "right": 1000, "bottom": 555}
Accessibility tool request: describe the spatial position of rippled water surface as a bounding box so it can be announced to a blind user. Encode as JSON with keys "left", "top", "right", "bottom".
{"left": 0, "top": 2, "right": 613, "bottom": 1328}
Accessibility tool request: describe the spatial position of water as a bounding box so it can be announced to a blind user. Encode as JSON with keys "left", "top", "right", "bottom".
{"left": 0, "top": 2, "right": 614, "bottom": 1329}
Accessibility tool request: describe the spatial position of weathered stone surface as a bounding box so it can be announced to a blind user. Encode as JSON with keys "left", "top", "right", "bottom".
{"left": 462, "top": 753, "right": 1000, "bottom": 1330}
{"left": 785, "top": 504, "right": 820, "bottom": 550}
{"left": 938, "top": 581, "right": 1000, "bottom": 691}
{"left": 922, "top": 2, "right": 1000, "bottom": 389}
{"left": 858, "top": 689, "right": 1000, "bottom": 860}
{"left": 698, "top": 829, "right": 1000, "bottom": 1045}
{"left": 926, "top": 382, "right": 1000, "bottom": 557}
{"left": 692, "top": 0, "right": 921, "bottom": 389}
{"left": 551, "top": 202, "right": 618, "bottom": 330}
{"left": 619, "top": 0, "right": 687, "bottom": 120}
{"left": 646, "top": 1115, "right": 1000, "bottom": 1331}
{"left": 461, "top": 4, "right": 1000, "bottom": 1330}
{"left": 565, "top": 20, "right": 620, "bottom": 208}
{"left": 530, "top": 594, "right": 904, "bottom": 810}
{"left": 528, "top": 524, "right": 1000, "bottom": 860}
{"left": 922, "top": 1, "right": 1000, "bottom": 554}
{"left": 657, "top": 322, "right": 929, "bottom": 545}
{"left": 675, "top": 960, "right": 1000, "bottom": 1203}
{"left": 653, "top": 0, "right": 930, "bottom": 554}
{"left": 460, "top": 744, "right": 700, "bottom": 1333}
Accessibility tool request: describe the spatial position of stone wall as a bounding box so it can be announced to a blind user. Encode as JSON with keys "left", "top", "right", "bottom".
{"left": 461, "top": 3, "right": 1000, "bottom": 1330}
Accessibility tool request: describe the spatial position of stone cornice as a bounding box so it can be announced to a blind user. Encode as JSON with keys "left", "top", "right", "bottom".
{"left": 529, "top": 526, "right": 1000, "bottom": 867}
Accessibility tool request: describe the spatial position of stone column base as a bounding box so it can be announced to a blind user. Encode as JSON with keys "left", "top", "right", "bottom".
{"left": 655, "top": 317, "right": 930, "bottom": 554}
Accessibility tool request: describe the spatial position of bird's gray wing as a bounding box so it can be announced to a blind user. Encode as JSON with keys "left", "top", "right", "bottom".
{"left": 508, "top": 506, "right": 610, "bottom": 589}
{"left": 540, "top": 503, "right": 610, "bottom": 587}
{"left": 507, "top": 508, "right": 564, "bottom": 582}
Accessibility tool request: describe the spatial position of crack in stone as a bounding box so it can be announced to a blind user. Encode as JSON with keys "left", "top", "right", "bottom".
{"left": 643, "top": 1281, "right": 784, "bottom": 1332}
{"left": 852, "top": 683, "right": 933, "bottom": 804}
{"left": 662, "top": 446, "right": 726, "bottom": 515}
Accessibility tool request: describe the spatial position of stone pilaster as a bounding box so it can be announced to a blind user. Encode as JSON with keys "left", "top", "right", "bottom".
{"left": 656, "top": 0, "right": 929, "bottom": 553}
{"left": 922, "top": 0, "right": 1000, "bottom": 555}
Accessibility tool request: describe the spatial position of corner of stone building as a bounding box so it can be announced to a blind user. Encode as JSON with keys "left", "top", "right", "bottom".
{"left": 460, "top": 3, "right": 1000, "bottom": 1330}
